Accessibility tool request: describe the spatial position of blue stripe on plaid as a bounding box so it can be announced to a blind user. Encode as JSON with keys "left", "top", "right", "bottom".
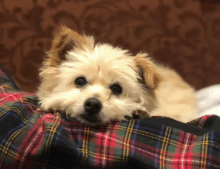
{"left": 131, "top": 120, "right": 140, "bottom": 157}
{"left": 208, "top": 131, "right": 214, "bottom": 164}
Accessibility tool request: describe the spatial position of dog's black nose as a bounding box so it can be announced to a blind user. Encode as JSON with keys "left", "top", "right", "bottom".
{"left": 84, "top": 97, "right": 102, "bottom": 115}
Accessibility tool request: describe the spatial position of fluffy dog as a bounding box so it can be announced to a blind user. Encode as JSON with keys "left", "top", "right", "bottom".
{"left": 37, "top": 26, "right": 198, "bottom": 125}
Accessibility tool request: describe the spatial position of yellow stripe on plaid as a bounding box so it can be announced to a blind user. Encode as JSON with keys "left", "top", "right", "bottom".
{"left": 21, "top": 97, "right": 38, "bottom": 105}
{"left": 201, "top": 133, "right": 209, "bottom": 169}
{"left": 118, "top": 125, "right": 219, "bottom": 150}
{"left": 0, "top": 107, "right": 10, "bottom": 117}
{"left": 0, "top": 144, "right": 25, "bottom": 163}
{"left": 0, "top": 143, "right": 57, "bottom": 169}
{"left": 80, "top": 125, "right": 90, "bottom": 167}
{"left": 0, "top": 84, "right": 15, "bottom": 91}
{"left": 81, "top": 148, "right": 125, "bottom": 162}
{"left": 42, "top": 113, "right": 61, "bottom": 169}
{"left": 159, "top": 127, "right": 172, "bottom": 169}
{"left": 0, "top": 127, "right": 27, "bottom": 165}
{"left": 0, "top": 104, "right": 29, "bottom": 124}
{"left": 122, "top": 119, "right": 135, "bottom": 162}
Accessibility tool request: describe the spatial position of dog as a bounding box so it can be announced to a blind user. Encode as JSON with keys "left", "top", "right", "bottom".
{"left": 37, "top": 26, "right": 198, "bottom": 126}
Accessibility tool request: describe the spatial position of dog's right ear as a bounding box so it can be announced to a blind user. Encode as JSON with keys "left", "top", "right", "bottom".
{"left": 46, "top": 26, "right": 93, "bottom": 67}
{"left": 134, "top": 53, "right": 161, "bottom": 90}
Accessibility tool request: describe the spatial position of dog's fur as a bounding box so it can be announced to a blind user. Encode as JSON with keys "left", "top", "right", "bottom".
{"left": 37, "top": 26, "right": 198, "bottom": 125}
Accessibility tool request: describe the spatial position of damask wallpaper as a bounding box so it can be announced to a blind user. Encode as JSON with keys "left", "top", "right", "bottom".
{"left": 0, "top": 0, "right": 220, "bottom": 92}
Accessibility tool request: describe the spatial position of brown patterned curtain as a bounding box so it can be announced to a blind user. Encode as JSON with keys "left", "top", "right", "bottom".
{"left": 0, "top": 0, "right": 220, "bottom": 92}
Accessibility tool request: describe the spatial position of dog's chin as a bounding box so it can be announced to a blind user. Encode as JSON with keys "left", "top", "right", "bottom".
{"left": 76, "top": 114, "right": 103, "bottom": 126}
{"left": 73, "top": 111, "right": 143, "bottom": 126}
{"left": 78, "top": 117, "right": 103, "bottom": 126}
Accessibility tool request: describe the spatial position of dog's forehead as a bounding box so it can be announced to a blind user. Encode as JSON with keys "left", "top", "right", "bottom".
{"left": 91, "top": 44, "right": 137, "bottom": 78}
{"left": 63, "top": 43, "right": 138, "bottom": 84}
{"left": 69, "top": 44, "right": 136, "bottom": 71}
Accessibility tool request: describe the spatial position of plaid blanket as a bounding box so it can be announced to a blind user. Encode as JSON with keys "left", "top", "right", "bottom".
{"left": 0, "top": 66, "right": 220, "bottom": 169}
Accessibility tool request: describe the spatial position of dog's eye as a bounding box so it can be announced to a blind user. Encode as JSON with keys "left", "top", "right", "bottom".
{"left": 75, "top": 76, "right": 87, "bottom": 87}
{"left": 110, "top": 83, "right": 122, "bottom": 95}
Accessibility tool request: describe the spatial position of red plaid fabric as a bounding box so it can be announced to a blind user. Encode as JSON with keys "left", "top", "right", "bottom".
{"left": 0, "top": 66, "right": 220, "bottom": 169}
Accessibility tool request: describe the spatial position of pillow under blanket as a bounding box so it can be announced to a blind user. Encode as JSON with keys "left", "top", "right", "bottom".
{"left": 0, "top": 66, "right": 220, "bottom": 169}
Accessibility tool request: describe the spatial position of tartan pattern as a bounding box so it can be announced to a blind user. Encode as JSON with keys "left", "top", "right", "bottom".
{"left": 0, "top": 68, "right": 220, "bottom": 169}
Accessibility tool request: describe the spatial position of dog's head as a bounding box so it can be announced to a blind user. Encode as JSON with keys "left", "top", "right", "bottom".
{"left": 37, "top": 27, "right": 160, "bottom": 125}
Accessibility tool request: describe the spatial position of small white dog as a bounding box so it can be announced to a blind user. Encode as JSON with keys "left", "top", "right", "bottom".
{"left": 37, "top": 26, "right": 198, "bottom": 125}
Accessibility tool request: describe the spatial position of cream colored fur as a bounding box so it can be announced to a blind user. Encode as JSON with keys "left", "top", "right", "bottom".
{"left": 37, "top": 27, "right": 198, "bottom": 125}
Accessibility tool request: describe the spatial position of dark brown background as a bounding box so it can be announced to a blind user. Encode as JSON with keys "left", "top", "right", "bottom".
{"left": 0, "top": 0, "right": 220, "bottom": 92}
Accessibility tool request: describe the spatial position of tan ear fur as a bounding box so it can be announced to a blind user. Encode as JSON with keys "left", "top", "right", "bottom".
{"left": 46, "top": 26, "right": 88, "bottom": 67}
{"left": 134, "top": 53, "right": 161, "bottom": 89}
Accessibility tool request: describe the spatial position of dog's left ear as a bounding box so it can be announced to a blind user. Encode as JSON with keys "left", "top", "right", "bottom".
{"left": 46, "top": 26, "right": 94, "bottom": 67}
{"left": 134, "top": 53, "right": 161, "bottom": 89}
